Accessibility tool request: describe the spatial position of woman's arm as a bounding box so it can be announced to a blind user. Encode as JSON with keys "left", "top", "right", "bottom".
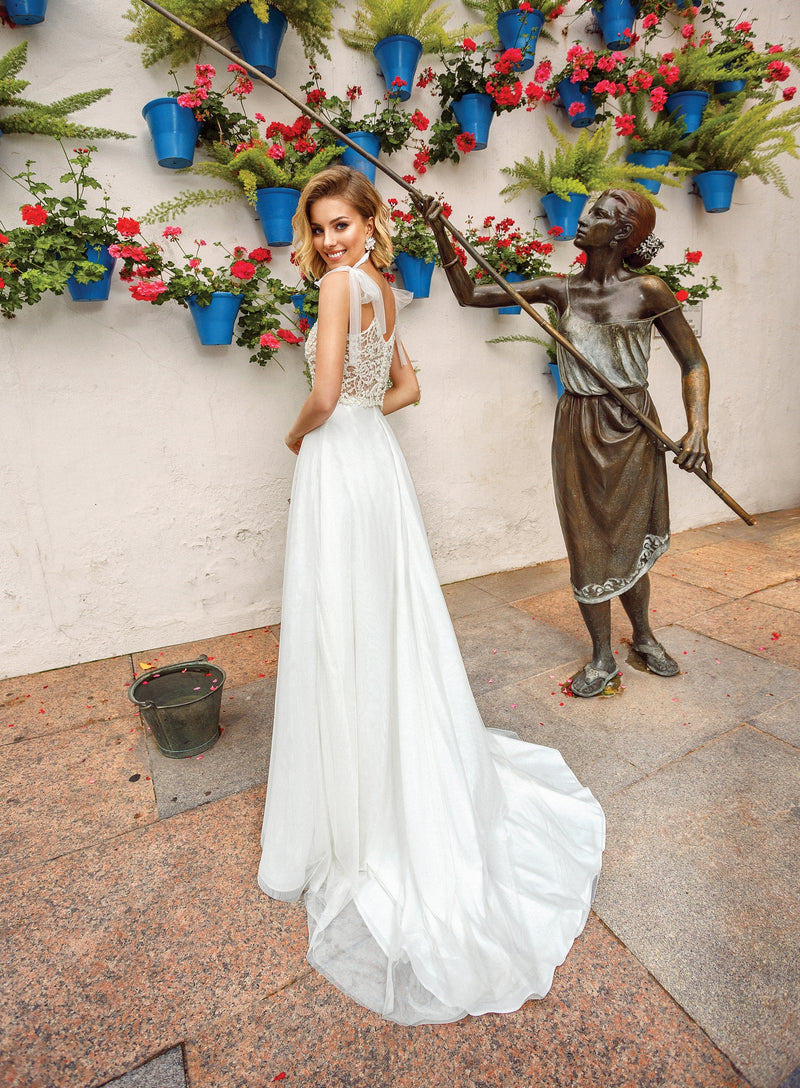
{"left": 382, "top": 337, "right": 420, "bottom": 415}
{"left": 419, "top": 197, "right": 565, "bottom": 310}
{"left": 652, "top": 287, "right": 712, "bottom": 475}
{"left": 285, "top": 272, "right": 349, "bottom": 454}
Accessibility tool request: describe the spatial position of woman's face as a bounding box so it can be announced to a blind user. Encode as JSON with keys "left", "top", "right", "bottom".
{"left": 574, "top": 194, "right": 630, "bottom": 251}
{"left": 309, "top": 196, "right": 374, "bottom": 270}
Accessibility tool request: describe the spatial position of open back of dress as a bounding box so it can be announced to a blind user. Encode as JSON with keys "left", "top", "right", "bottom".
{"left": 258, "top": 264, "right": 605, "bottom": 1024}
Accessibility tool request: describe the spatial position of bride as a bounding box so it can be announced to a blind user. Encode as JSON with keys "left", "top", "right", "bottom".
{"left": 257, "top": 165, "right": 605, "bottom": 1025}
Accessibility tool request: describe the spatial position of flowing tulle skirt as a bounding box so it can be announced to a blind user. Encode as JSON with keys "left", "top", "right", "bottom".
{"left": 258, "top": 402, "right": 605, "bottom": 1025}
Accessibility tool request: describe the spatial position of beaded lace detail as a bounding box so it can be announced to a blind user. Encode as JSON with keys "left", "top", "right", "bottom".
{"left": 306, "top": 319, "right": 395, "bottom": 408}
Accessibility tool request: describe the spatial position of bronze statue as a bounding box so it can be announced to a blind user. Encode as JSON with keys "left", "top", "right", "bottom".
{"left": 423, "top": 190, "right": 712, "bottom": 697}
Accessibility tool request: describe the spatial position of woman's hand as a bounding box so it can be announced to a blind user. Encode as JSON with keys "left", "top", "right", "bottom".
{"left": 675, "top": 423, "right": 712, "bottom": 475}
{"left": 286, "top": 432, "right": 303, "bottom": 455}
{"left": 414, "top": 194, "right": 442, "bottom": 223}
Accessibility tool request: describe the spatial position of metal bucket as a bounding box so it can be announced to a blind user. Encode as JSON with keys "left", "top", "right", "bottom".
{"left": 128, "top": 655, "right": 226, "bottom": 759}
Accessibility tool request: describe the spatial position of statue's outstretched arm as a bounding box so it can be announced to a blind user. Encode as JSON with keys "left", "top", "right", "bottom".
{"left": 655, "top": 304, "right": 712, "bottom": 476}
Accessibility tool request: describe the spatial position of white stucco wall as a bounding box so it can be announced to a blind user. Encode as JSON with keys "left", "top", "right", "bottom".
{"left": 2, "top": 1, "right": 799, "bottom": 678}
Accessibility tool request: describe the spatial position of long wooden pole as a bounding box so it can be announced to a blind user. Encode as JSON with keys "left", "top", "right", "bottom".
{"left": 135, "top": 0, "right": 756, "bottom": 525}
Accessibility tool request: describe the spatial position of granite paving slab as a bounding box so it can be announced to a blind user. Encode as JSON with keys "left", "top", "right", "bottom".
{"left": 133, "top": 627, "right": 279, "bottom": 690}
{"left": 184, "top": 915, "right": 749, "bottom": 1088}
{"left": 1, "top": 655, "right": 134, "bottom": 744}
{"left": 476, "top": 683, "right": 645, "bottom": 802}
{"left": 101, "top": 1046, "right": 187, "bottom": 1088}
{"left": 452, "top": 604, "right": 584, "bottom": 696}
{"left": 0, "top": 716, "right": 157, "bottom": 875}
{"left": 753, "top": 578, "right": 800, "bottom": 613}
{"left": 655, "top": 539, "right": 800, "bottom": 598}
{"left": 441, "top": 578, "right": 503, "bottom": 619}
{"left": 515, "top": 626, "right": 800, "bottom": 774}
{"left": 147, "top": 677, "right": 275, "bottom": 818}
{"left": 685, "top": 594, "right": 800, "bottom": 669}
{"left": 700, "top": 509, "right": 800, "bottom": 547}
{"left": 747, "top": 692, "right": 800, "bottom": 749}
{"left": 465, "top": 556, "right": 572, "bottom": 603}
{"left": 594, "top": 725, "right": 800, "bottom": 1088}
{"left": 0, "top": 786, "right": 307, "bottom": 1088}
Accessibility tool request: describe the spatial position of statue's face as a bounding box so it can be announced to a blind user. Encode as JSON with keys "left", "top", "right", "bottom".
{"left": 574, "top": 195, "right": 630, "bottom": 251}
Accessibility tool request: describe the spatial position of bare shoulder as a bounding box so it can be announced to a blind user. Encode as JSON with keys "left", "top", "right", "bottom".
{"left": 637, "top": 273, "right": 678, "bottom": 311}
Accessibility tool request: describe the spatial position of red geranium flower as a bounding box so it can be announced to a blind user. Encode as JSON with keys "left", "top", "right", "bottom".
{"left": 116, "top": 216, "right": 140, "bottom": 237}
{"left": 231, "top": 260, "right": 256, "bottom": 280}
{"left": 685, "top": 250, "right": 702, "bottom": 264}
{"left": 249, "top": 247, "right": 272, "bottom": 262}
{"left": 455, "top": 132, "right": 476, "bottom": 153}
{"left": 675, "top": 289, "right": 689, "bottom": 302}
{"left": 21, "top": 204, "right": 47, "bottom": 226}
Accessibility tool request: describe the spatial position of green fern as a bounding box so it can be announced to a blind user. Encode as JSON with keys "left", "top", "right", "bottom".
{"left": 139, "top": 186, "right": 242, "bottom": 223}
{"left": 0, "top": 42, "right": 132, "bottom": 141}
{"left": 123, "top": 0, "right": 340, "bottom": 68}
{"left": 671, "top": 93, "right": 800, "bottom": 195}
{"left": 339, "top": 0, "right": 456, "bottom": 53}
{"left": 501, "top": 117, "right": 682, "bottom": 207}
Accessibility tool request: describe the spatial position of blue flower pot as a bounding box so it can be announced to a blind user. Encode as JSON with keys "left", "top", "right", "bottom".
{"left": 337, "top": 131, "right": 381, "bottom": 183}
{"left": 715, "top": 78, "right": 746, "bottom": 95}
{"left": 394, "top": 253, "right": 435, "bottom": 299}
{"left": 540, "top": 192, "right": 588, "bottom": 241}
{"left": 549, "top": 361, "right": 565, "bottom": 398}
{"left": 187, "top": 292, "right": 244, "bottom": 345}
{"left": 694, "top": 170, "right": 737, "bottom": 213}
{"left": 496, "top": 7, "right": 546, "bottom": 71}
{"left": 373, "top": 35, "right": 423, "bottom": 102}
{"left": 255, "top": 186, "right": 300, "bottom": 247}
{"left": 142, "top": 97, "right": 201, "bottom": 169}
{"left": 556, "top": 78, "right": 597, "bottom": 128}
{"left": 666, "top": 90, "right": 709, "bottom": 135}
{"left": 450, "top": 93, "right": 494, "bottom": 151}
{"left": 626, "top": 149, "right": 672, "bottom": 194}
{"left": 498, "top": 271, "right": 525, "bottom": 315}
{"left": 593, "top": 0, "right": 637, "bottom": 50}
{"left": 226, "top": 3, "right": 287, "bottom": 78}
{"left": 291, "top": 291, "right": 316, "bottom": 328}
{"left": 5, "top": 0, "right": 48, "bottom": 24}
{"left": 67, "top": 245, "right": 117, "bottom": 302}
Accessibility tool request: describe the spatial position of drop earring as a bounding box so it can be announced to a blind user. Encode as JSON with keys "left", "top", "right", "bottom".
{"left": 365, "top": 236, "right": 376, "bottom": 252}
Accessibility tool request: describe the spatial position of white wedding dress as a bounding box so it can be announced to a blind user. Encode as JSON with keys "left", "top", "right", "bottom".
{"left": 258, "top": 259, "right": 605, "bottom": 1025}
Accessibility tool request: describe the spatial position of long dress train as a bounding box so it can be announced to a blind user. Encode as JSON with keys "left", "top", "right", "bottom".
{"left": 258, "top": 261, "right": 605, "bottom": 1025}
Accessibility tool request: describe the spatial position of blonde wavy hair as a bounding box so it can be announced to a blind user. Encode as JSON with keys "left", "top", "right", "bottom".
{"left": 292, "top": 166, "right": 394, "bottom": 282}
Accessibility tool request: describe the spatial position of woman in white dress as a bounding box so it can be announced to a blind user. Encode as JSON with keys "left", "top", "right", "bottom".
{"left": 258, "top": 166, "right": 605, "bottom": 1025}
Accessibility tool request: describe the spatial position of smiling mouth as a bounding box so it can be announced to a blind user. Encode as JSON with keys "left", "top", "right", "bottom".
{"left": 326, "top": 249, "right": 346, "bottom": 259}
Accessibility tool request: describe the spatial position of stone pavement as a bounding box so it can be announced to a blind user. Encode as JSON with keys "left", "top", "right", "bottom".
{"left": 1, "top": 508, "right": 799, "bottom": 1088}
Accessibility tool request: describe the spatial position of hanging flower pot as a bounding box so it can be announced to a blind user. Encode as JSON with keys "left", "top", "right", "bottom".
{"left": 625, "top": 149, "right": 672, "bottom": 195}
{"left": 666, "top": 90, "right": 710, "bottom": 135}
{"left": 291, "top": 292, "right": 316, "bottom": 327}
{"left": 255, "top": 186, "right": 300, "bottom": 247}
{"left": 67, "top": 245, "right": 117, "bottom": 302}
{"left": 694, "top": 170, "right": 738, "bottom": 213}
{"left": 715, "top": 77, "right": 746, "bottom": 95}
{"left": 337, "top": 131, "right": 381, "bottom": 183}
{"left": 556, "top": 79, "right": 597, "bottom": 128}
{"left": 497, "top": 272, "right": 525, "bottom": 315}
{"left": 226, "top": 3, "right": 288, "bottom": 78}
{"left": 450, "top": 93, "right": 494, "bottom": 151}
{"left": 5, "top": 0, "right": 48, "bottom": 25}
{"left": 142, "top": 97, "right": 201, "bottom": 169}
{"left": 549, "top": 361, "right": 564, "bottom": 398}
{"left": 373, "top": 35, "right": 423, "bottom": 102}
{"left": 394, "top": 253, "right": 435, "bottom": 298}
{"left": 496, "top": 8, "right": 546, "bottom": 71}
{"left": 592, "top": 0, "right": 637, "bottom": 50}
{"left": 186, "top": 292, "right": 244, "bottom": 345}
{"left": 540, "top": 192, "right": 588, "bottom": 240}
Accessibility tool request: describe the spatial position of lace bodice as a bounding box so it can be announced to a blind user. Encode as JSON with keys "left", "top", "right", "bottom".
{"left": 305, "top": 319, "right": 395, "bottom": 408}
